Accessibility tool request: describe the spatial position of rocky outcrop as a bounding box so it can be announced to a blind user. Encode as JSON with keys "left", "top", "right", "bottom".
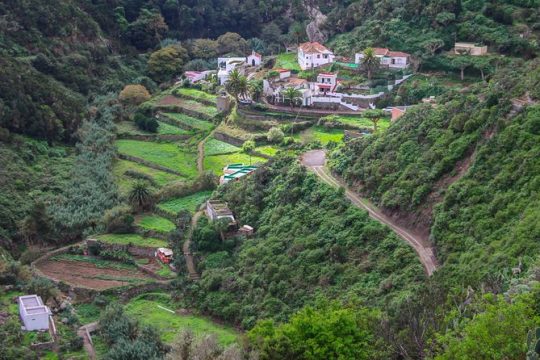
{"left": 304, "top": 3, "right": 328, "bottom": 43}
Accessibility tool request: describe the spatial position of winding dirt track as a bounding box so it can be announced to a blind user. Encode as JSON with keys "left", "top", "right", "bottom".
{"left": 301, "top": 150, "right": 438, "bottom": 276}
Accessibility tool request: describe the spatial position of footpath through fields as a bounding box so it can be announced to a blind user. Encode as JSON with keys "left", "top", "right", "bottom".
{"left": 301, "top": 150, "right": 438, "bottom": 276}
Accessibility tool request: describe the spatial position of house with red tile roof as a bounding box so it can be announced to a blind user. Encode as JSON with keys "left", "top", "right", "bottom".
{"left": 298, "top": 42, "right": 335, "bottom": 70}
{"left": 355, "top": 47, "right": 411, "bottom": 69}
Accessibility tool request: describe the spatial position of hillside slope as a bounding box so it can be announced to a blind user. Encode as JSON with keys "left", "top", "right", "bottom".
{"left": 330, "top": 59, "right": 540, "bottom": 285}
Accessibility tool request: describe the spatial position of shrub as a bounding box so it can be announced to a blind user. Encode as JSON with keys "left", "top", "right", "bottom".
{"left": 103, "top": 205, "right": 135, "bottom": 234}
{"left": 267, "top": 127, "right": 284, "bottom": 143}
{"left": 134, "top": 113, "right": 159, "bottom": 133}
{"left": 119, "top": 85, "right": 151, "bottom": 106}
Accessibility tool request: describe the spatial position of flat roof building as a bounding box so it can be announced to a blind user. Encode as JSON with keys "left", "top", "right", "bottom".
{"left": 18, "top": 295, "right": 52, "bottom": 331}
{"left": 206, "top": 200, "right": 236, "bottom": 225}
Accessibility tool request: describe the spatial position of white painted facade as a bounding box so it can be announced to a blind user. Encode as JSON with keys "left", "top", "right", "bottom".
{"left": 355, "top": 48, "right": 410, "bottom": 69}
{"left": 18, "top": 295, "right": 52, "bottom": 331}
{"left": 297, "top": 42, "right": 335, "bottom": 70}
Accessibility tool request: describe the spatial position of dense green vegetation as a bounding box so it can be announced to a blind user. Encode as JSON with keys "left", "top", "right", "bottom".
{"left": 157, "top": 191, "right": 213, "bottom": 215}
{"left": 95, "top": 233, "right": 168, "bottom": 248}
{"left": 179, "top": 155, "right": 423, "bottom": 329}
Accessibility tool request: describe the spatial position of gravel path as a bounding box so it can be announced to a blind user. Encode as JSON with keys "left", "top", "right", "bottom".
{"left": 300, "top": 150, "right": 438, "bottom": 276}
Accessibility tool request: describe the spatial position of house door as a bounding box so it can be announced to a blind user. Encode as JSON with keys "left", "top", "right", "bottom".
{"left": 252, "top": 59, "right": 255, "bottom": 66}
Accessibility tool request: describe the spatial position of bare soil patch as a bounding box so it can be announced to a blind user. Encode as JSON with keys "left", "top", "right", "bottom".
{"left": 158, "top": 95, "right": 183, "bottom": 106}
{"left": 36, "top": 258, "right": 153, "bottom": 290}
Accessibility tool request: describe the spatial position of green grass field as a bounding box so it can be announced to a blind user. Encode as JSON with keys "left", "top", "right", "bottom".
{"left": 157, "top": 191, "right": 213, "bottom": 215}
{"left": 94, "top": 233, "right": 168, "bottom": 248}
{"left": 116, "top": 121, "right": 190, "bottom": 136}
{"left": 116, "top": 140, "right": 198, "bottom": 177}
{"left": 176, "top": 88, "right": 217, "bottom": 102}
{"left": 274, "top": 52, "right": 300, "bottom": 71}
{"left": 74, "top": 303, "right": 101, "bottom": 324}
{"left": 296, "top": 126, "right": 345, "bottom": 144}
{"left": 137, "top": 215, "right": 176, "bottom": 233}
{"left": 162, "top": 113, "right": 214, "bottom": 131}
{"left": 204, "top": 153, "right": 267, "bottom": 174}
{"left": 124, "top": 294, "right": 239, "bottom": 345}
{"left": 204, "top": 138, "right": 241, "bottom": 156}
{"left": 255, "top": 145, "right": 279, "bottom": 156}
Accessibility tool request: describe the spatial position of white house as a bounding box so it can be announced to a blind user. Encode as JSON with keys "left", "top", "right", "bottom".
{"left": 184, "top": 70, "right": 213, "bottom": 84}
{"left": 355, "top": 48, "right": 410, "bottom": 69}
{"left": 314, "top": 72, "right": 338, "bottom": 93}
{"left": 276, "top": 69, "right": 291, "bottom": 80}
{"left": 18, "top": 295, "right": 52, "bottom": 331}
{"left": 247, "top": 50, "right": 262, "bottom": 66}
{"left": 205, "top": 200, "right": 236, "bottom": 225}
{"left": 298, "top": 42, "right": 335, "bottom": 70}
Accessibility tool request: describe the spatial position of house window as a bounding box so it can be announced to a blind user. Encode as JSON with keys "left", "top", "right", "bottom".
{"left": 317, "top": 54, "right": 320, "bottom": 58}
{"left": 323, "top": 54, "right": 328, "bottom": 59}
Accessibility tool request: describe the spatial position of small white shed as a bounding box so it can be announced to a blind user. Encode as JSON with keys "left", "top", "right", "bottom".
{"left": 18, "top": 295, "right": 52, "bottom": 331}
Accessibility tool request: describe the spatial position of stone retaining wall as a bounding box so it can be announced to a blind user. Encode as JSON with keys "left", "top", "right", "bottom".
{"left": 117, "top": 133, "right": 190, "bottom": 142}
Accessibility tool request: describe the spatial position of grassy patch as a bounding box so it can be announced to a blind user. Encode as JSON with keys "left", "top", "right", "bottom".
{"left": 116, "top": 140, "right": 198, "bottom": 177}
{"left": 157, "top": 263, "right": 176, "bottom": 278}
{"left": 255, "top": 145, "right": 279, "bottom": 156}
{"left": 137, "top": 215, "right": 176, "bottom": 233}
{"left": 176, "top": 88, "right": 217, "bottom": 102}
{"left": 51, "top": 254, "right": 136, "bottom": 270}
{"left": 94, "top": 233, "right": 168, "bottom": 248}
{"left": 329, "top": 115, "right": 390, "bottom": 131}
{"left": 274, "top": 52, "right": 300, "bottom": 71}
{"left": 204, "top": 138, "right": 241, "bottom": 156}
{"left": 157, "top": 191, "right": 213, "bottom": 215}
{"left": 162, "top": 113, "right": 214, "bottom": 131}
{"left": 204, "top": 153, "right": 267, "bottom": 174}
{"left": 296, "top": 126, "right": 345, "bottom": 144}
{"left": 74, "top": 303, "right": 101, "bottom": 324}
{"left": 173, "top": 99, "right": 219, "bottom": 117}
{"left": 124, "top": 294, "right": 238, "bottom": 345}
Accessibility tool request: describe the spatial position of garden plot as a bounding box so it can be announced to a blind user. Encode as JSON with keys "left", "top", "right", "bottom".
{"left": 204, "top": 152, "right": 267, "bottom": 174}
{"left": 162, "top": 112, "right": 214, "bottom": 132}
{"left": 274, "top": 52, "right": 301, "bottom": 71}
{"left": 204, "top": 138, "right": 241, "bottom": 155}
{"left": 116, "top": 140, "right": 198, "bottom": 178}
{"left": 36, "top": 254, "right": 154, "bottom": 290}
{"left": 94, "top": 233, "right": 168, "bottom": 248}
{"left": 136, "top": 215, "right": 176, "bottom": 233}
{"left": 157, "top": 190, "right": 213, "bottom": 215}
{"left": 254, "top": 145, "right": 280, "bottom": 157}
{"left": 124, "top": 293, "right": 239, "bottom": 345}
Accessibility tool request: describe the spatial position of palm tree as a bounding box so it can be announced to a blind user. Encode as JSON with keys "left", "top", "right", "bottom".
{"left": 282, "top": 87, "right": 302, "bottom": 110}
{"left": 362, "top": 47, "right": 379, "bottom": 81}
{"left": 128, "top": 181, "right": 153, "bottom": 211}
{"left": 225, "top": 69, "right": 248, "bottom": 102}
{"left": 248, "top": 80, "right": 263, "bottom": 101}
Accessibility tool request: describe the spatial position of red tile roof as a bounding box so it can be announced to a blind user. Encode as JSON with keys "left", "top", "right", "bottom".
{"left": 299, "top": 42, "right": 332, "bottom": 54}
{"left": 373, "top": 48, "right": 389, "bottom": 56}
{"left": 388, "top": 51, "right": 410, "bottom": 57}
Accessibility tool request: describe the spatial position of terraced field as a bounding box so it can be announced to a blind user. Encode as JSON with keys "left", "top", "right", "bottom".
{"left": 94, "top": 233, "right": 168, "bottom": 248}
{"left": 162, "top": 112, "right": 214, "bottom": 131}
{"left": 116, "top": 120, "right": 191, "bottom": 135}
{"left": 112, "top": 159, "right": 184, "bottom": 194}
{"left": 157, "top": 190, "right": 213, "bottom": 215}
{"left": 204, "top": 138, "right": 241, "bottom": 155}
{"left": 295, "top": 126, "right": 345, "bottom": 144}
{"left": 176, "top": 88, "right": 217, "bottom": 102}
{"left": 136, "top": 215, "right": 176, "bottom": 233}
{"left": 116, "top": 139, "right": 198, "bottom": 177}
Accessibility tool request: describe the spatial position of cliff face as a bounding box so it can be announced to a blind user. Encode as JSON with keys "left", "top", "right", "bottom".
{"left": 303, "top": 2, "right": 328, "bottom": 43}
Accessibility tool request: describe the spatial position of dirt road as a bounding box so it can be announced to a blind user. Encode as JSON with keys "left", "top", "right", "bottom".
{"left": 301, "top": 150, "right": 438, "bottom": 276}
{"left": 183, "top": 210, "right": 202, "bottom": 280}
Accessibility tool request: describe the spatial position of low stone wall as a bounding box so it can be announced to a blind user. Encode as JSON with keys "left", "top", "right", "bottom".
{"left": 117, "top": 153, "right": 184, "bottom": 176}
{"left": 117, "top": 282, "right": 172, "bottom": 303}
